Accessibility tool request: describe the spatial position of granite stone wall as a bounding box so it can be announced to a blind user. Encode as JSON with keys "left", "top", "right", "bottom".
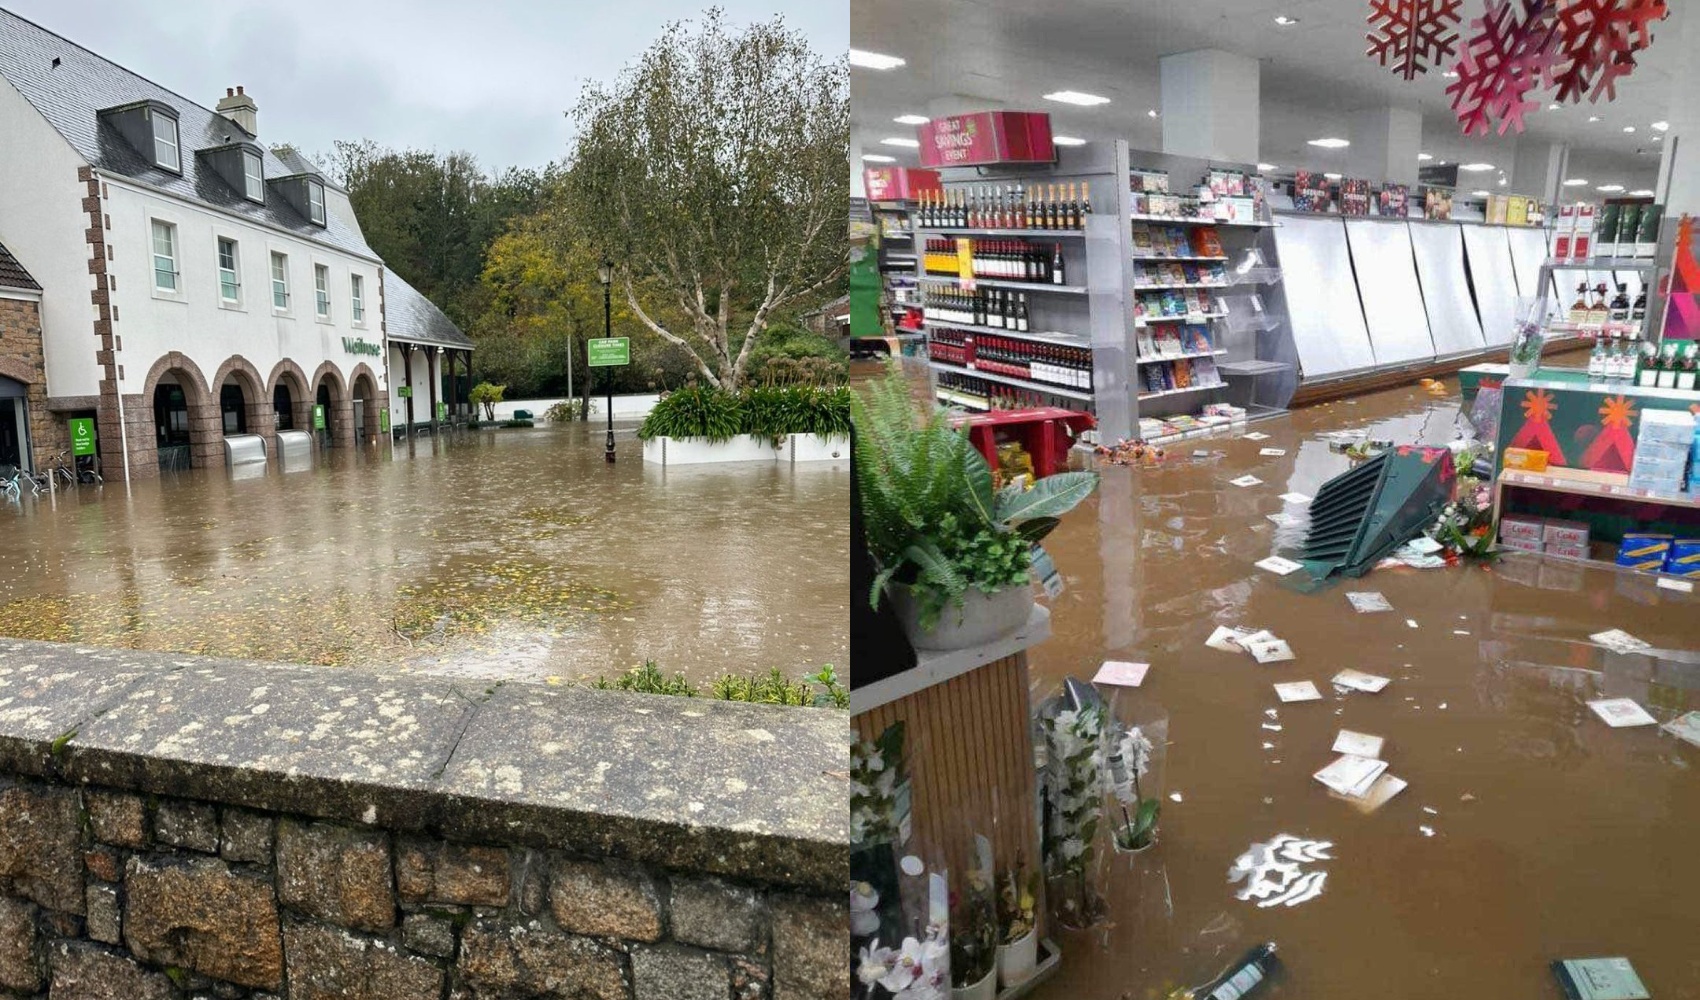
{"left": 0, "top": 640, "right": 850, "bottom": 1000}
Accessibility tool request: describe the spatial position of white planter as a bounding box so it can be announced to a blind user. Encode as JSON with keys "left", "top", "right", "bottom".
{"left": 641, "top": 434, "right": 781, "bottom": 466}
{"left": 997, "top": 927, "right": 1038, "bottom": 989}
{"left": 951, "top": 966, "right": 997, "bottom": 1000}
{"left": 890, "top": 582, "right": 1035, "bottom": 652}
{"left": 785, "top": 433, "right": 850, "bottom": 464}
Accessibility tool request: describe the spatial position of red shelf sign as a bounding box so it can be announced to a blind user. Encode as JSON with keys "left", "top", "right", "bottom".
{"left": 863, "top": 166, "right": 942, "bottom": 202}
{"left": 917, "top": 112, "right": 1056, "bottom": 169}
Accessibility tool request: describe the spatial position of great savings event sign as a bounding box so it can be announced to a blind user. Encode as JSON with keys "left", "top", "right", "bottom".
{"left": 917, "top": 112, "right": 1056, "bottom": 168}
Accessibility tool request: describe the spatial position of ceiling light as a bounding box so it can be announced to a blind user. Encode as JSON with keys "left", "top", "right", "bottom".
{"left": 1472, "top": 190, "right": 1491, "bottom": 197}
{"left": 1623, "top": 126, "right": 1636, "bottom": 133}
{"left": 1651, "top": 121, "right": 1669, "bottom": 132}
{"left": 1274, "top": 15, "right": 1299, "bottom": 25}
{"left": 880, "top": 137, "right": 920, "bottom": 148}
{"left": 1460, "top": 162, "right": 1495, "bottom": 172}
{"left": 1308, "top": 137, "right": 1350, "bottom": 149}
{"left": 1596, "top": 184, "right": 1624, "bottom": 192}
{"left": 1549, "top": 103, "right": 1561, "bottom": 110}
{"left": 1562, "top": 178, "right": 1589, "bottom": 186}
{"left": 861, "top": 154, "right": 896, "bottom": 163}
{"left": 1043, "top": 90, "right": 1111, "bottom": 106}
{"left": 1443, "top": 70, "right": 1459, "bottom": 78}
{"left": 1324, "top": 172, "right": 1343, "bottom": 180}
{"left": 1588, "top": 115, "right": 1600, "bottom": 122}
{"left": 849, "top": 49, "right": 906, "bottom": 70}
{"left": 1653, "top": 134, "right": 1663, "bottom": 141}
{"left": 893, "top": 114, "right": 929, "bottom": 125}
{"left": 1147, "top": 109, "right": 1159, "bottom": 118}
{"left": 1417, "top": 152, "right": 1434, "bottom": 161}
{"left": 1498, "top": 177, "right": 1508, "bottom": 185}
{"left": 1053, "top": 135, "right": 1087, "bottom": 146}
{"left": 1256, "top": 162, "right": 1278, "bottom": 172}
{"left": 1630, "top": 189, "right": 1655, "bottom": 197}
{"left": 1438, "top": 160, "right": 1447, "bottom": 166}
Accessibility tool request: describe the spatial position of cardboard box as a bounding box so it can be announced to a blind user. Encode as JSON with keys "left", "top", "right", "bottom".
{"left": 1616, "top": 533, "right": 1673, "bottom": 571}
{"left": 1665, "top": 538, "right": 1700, "bottom": 576}
{"left": 1500, "top": 516, "right": 1545, "bottom": 543}
{"left": 1504, "top": 448, "right": 1550, "bottom": 472}
{"left": 1555, "top": 205, "right": 1576, "bottom": 259}
{"left": 1500, "top": 534, "right": 1545, "bottom": 553}
{"left": 1542, "top": 518, "right": 1591, "bottom": 548}
{"left": 1545, "top": 540, "right": 1592, "bottom": 561}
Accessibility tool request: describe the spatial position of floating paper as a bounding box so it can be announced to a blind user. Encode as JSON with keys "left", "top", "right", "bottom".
{"left": 1406, "top": 619, "right": 1419, "bottom": 629}
{"left": 1241, "top": 629, "right": 1278, "bottom": 646}
{"left": 1587, "top": 698, "right": 1658, "bottom": 728}
{"left": 1332, "top": 669, "right": 1391, "bottom": 693}
{"left": 1249, "top": 638, "right": 1295, "bottom": 664}
{"left": 1231, "top": 475, "right": 1264, "bottom": 488}
{"left": 1274, "top": 681, "right": 1322, "bottom": 703}
{"left": 1256, "top": 556, "right": 1304, "bottom": 576}
{"left": 1347, "top": 591, "right": 1393, "bottom": 613}
{"left": 1661, "top": 710, "right": 1700, "bottom": 748}
{"left": 1552, "top": 957, "right": 1652, "bottom": 1000}
{"left": 1313, "top": 754, "right": 1388, "bottom": 797}
{"left": 1279, "top": 492, "right": 1312, "bottom": 504}
{"left": 1405, "top": 536, "right": 1444, "bottom": 555}
{"left": 1206, "top": 625, "right": 1256, "bottom": 652}
{"left": 1193, "top": 449, "right": 1212, "bottom": 459}
{"left": 1589, "top": 629, "right": 1652, "bottom": 655}
{"left": 1092, "top": 660, "right": 1150, "bottom": 688}
{"left": 1657, "top": 577, "right": 1695, "bottom": 593}
{"left": 1330, "top": 773, "right": 1407, "bottom": 814}
{"left": 1243, "top": 432, "right": 1271, "bottom": 441}
{"left": 1266, "top": 512, "right": 1297, "bottom": 526}
{"left": 1332, "top": 730, "right": 1385, "bottom": 758}
{"left": 1259, "top": 448, "right": 1287, "bottom": 457}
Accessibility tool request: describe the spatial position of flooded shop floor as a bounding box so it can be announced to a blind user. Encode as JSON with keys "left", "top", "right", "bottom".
{"left": 1029, "top": 383, "right": 1700, "bottom": 999}
{"left": 0, "top": 424, "right": 848, "bottom": 684}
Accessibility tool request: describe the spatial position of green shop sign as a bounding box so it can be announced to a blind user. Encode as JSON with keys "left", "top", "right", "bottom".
{"left": 313, "top": 404, "right": 326, "bottom": 430}
{"left": 436, "top": 401, "right": 447, "bottom": 422}
{"left": 397, "top": 386, "right": 413, "bottom": 399}
{"left": 342, "top": 337, "right": 382, "bottom": 357}
{"left": 380, "top": 410, "right": 391, "bottom": 433}
{"left": 69, "top": 417, "right": 96, "bottom": 457}
{"left": 587, "top": 337, "right": 630, "bottom": 367}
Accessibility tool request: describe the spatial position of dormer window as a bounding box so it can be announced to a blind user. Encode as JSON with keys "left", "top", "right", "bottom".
{"left": 151, "top": 112, "right": 180, "bottom": 171}
{"left": 307, "top": 180, "right": 325, "bottom": 225}
{"left": 242, "top": 151, "right": 264, "bottom": 202}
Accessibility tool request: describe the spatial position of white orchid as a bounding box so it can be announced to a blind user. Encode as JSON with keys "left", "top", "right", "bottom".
{"left": 850, "top": 881, "right": 881, "bottom": 938}
{"left": 856, "top": 939, "right": 896, "bottom": 987}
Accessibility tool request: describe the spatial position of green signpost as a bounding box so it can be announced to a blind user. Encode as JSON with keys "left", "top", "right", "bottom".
{"left": 587, "top": 337, "right": 631, "bottom": 368}
{"left": 69, "top": 418, "right": 96, "bottom": 457}
{"left": 397, "top": 386, "right": 413, "bottom": 399}
{"left": 380, "top": 410, "right": 390, "bottom": 434}
{"left": 436, "top": 401, "right": 447, "bottom": 422}
{"left": 312, "top": 405, "right": 326, "bottom": 430}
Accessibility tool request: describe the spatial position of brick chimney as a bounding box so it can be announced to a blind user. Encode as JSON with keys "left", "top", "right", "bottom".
{"left": 215, "top": 85, "right": 258, "bottom": 136}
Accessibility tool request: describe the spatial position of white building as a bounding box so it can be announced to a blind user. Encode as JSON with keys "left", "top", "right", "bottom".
{"left": 0, "top": 8, "right": 471, "bottom": 479}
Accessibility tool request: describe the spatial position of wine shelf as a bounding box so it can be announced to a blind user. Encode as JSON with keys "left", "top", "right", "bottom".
{"left": 918, "top": 275, "right": 1089, "bottom": 295}
{"left": 915, "top": 227, "right": 1087, "bottom": 239}
{"left": 920, "top": 321, "right": 1089, "bottom": 348}
{"left": 929, "top": 360, "right": 1095, "bottom": 402}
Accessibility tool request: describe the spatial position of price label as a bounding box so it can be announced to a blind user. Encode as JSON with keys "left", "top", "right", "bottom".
{"left": 1032, "top": 545, "right": 1064, "bottom": 598}
{"left": 955, "top": 238, "right": 975, "bottom": 292}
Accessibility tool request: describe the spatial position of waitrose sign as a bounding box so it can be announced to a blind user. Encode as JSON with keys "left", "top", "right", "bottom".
{"left": 342, "top": 337, "right": 382, "bottom": 357}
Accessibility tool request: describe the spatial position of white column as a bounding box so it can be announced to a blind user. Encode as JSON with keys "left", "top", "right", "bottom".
{"left": 1511, "top": 140, "right": 1568, "bottom": 204}
{"left": 1654, "top": 12, "right": 1700, "bottom": 217}
{"left": 1346, "top": 106, "right": 1423, "bottom": 186}
{"left": 1159, "top": 49, "right": 1261, "bottom": 164}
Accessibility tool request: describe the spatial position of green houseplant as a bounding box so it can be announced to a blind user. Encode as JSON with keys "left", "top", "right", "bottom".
{"left": 853, "top": 364, "right": 1098, "bottom": 650}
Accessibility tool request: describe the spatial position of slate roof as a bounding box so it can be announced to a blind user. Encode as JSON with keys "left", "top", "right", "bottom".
{"left": 0, "top": 7, "right": 378, "bottom": 261}
{"left": 383, "top": 270, "right": 474, "bottom": 350}
{"left": 0, "top": 241, "right": 41, "bottom": 291}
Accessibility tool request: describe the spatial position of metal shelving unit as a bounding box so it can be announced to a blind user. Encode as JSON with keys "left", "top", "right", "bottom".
{"left": 1537, "top": 257, "right": 1660, "bottom": 344}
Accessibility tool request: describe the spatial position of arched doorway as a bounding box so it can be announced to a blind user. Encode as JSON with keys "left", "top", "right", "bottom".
{"left": 152, "top": 376, "right": 193, "bottom": 471}
{"left": 0, "top": 375, "right": 28, "bottom": 470}
{"left": 310, "top": 364, "right": 347, "bottom": 449}
{"left": 274, "top": 382, "right": 295, "bottom": 430}
{"left": 351, "top": 372, "right": 377, "bottom": 443}
{"left": 219, "top": 382, "right": 246, "bottom": 435}
{"left": 267, "top": 360, "right": 311, "bottom": 436}
{"left": 142, "top": 354, "right": 215, "bottom": 472}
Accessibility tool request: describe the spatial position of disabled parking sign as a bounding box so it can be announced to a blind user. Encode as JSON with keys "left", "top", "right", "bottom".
{"left": 69, "top": 418, "right": 96, "bottom": 457}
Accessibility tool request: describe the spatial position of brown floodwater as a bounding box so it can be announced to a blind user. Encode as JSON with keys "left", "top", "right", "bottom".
{"left": 0, "top": 423, "right": 847, "bottom": 684}
{"left": 1027, "top": 381, "right": 1700, "bottom": 999}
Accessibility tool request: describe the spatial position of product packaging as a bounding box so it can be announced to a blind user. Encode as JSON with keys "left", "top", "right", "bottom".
{"left": 1574, "top": 204, "right": 1597, "bottom": 259}
{"left": 1499, "top": 515, "right": 1545, "bottom": 544}
{"left": 1616, "top": 533, "right": 1674, "bottom": 570}
{"left": 1636, "top": 204, "right": 1663, "bottom": 257}
{"left": 1555, "top": 205, "right": 1577, "bottom": 259}
{"left": 1617, "top": 203, "right": 1642, "bottom": 258}
{"left": 1543, "top": 518, "right": 1591, "bottom": 549}
{"left": 1595, "top": 203, "right": 1621, "bottom": 257}
{"left": 1664, "top": 539, "right": 1700, "bottom": 578}
{"left": 1503, "top": 448, "right": 1550, "bottom": 472}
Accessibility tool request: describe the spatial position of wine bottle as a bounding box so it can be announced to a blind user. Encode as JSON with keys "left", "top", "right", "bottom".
{"left": 1636, "top": 339, "right": 1659, "bottom": 387}
{"left": 1014, "top": 293, "right": 1030, "bottom": 333}
{"left": 988, "top": 288, "right": 1004, "bottom": 329}
{"left": 1046, "top": 184, "right": 1060, "bottom": 230}
{"left": 1052, "top": 244, "right": 1066, "bottom": 286}
{"left": 1014, "top": 182, "right": 1027, "bottom": 230}
{"left": 1631, "top": 286, "right": 1647, "bottom": 324}
{"left": 1659, "top": 343, "right": 1680, "bottom": 389}
{"left": 1080, "top": 181, "right": 1093, "bottom": 227}
{"left": 1588, "top": 334, "right": 1607, "bottom": 380}
{"left": 1677, "top": 344, "right": 1698, "bottom": 392}
{"left": 1609, "top": 283, "right": 1631, "bottom": 325}
{"left": 1179, "top": 943, "right": 1280, "bottom": 1000}
{"left": 1068, "top": 183, "right": 1081, "bottom": 229}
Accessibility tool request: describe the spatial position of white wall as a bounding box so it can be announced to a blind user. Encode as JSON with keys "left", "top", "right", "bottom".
{"left": 388, "top": 344, "right": 440, "bottom": 427}
{"left": 0, "top": 76, "right": 101, "bottom": 398}
{"left": 103, "top": 177, "right": 384, "bottom": 401}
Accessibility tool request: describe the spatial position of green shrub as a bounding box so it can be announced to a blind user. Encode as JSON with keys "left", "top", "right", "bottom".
{"left": 593, "top": 661, "right": 697, "bottom": 696}
{"left": 589, "top": 664, "right": 845, "bottom": 708}
{"left": 544, "top": 400, "right": 582, "bottom": 422}
{"left": 500, "top": 419, "right": 534, "bottom": 428}
{"left": 639, "top": 385, "right": 850, "bottom": 441}
{"left": 638, "top": 385, "right": 744, "bottom": 441}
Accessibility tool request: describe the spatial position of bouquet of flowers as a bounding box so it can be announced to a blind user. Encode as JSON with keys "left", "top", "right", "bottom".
{"left": 1107, "top": 724, "right": 1160, "bottom": 852}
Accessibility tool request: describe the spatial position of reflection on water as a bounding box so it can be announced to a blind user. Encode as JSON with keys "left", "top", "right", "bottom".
{"left": 0, "top": 424, "right": 847, "bottom": 683}
{"left": 1031, "top": 385, "right": 1700, "bottom": 998}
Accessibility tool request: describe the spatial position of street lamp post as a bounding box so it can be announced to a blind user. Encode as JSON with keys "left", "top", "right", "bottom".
{"left": 597, "top": 259, "right": 615, "bottom": 463}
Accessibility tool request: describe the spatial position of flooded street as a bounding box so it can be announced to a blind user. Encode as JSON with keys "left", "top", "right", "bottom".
{"left": 1030, "top": 382, "right": 1700, "bottom": 998}
{"left": 0, "top": 424, "right": 847, "bottom": 684}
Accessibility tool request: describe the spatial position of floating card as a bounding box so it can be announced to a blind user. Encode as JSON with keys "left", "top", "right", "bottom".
{"left": 1587, "top": 698, "right": 1658, "bottom": 728}
{"left": 1092, "top": 660, "right": 1150, "bottom": 688}
{"left": 1656, "top": 577, "right": 1694, "bottom": 593}
{"left": 1230, "top": 475, "right": 1264, "bottom": 488}
{"left": 1259, "top": 447, "right": 1287, "bottom": 457}
{"left": 1274, "top": 681, "right": 1322, "bottom": 703}
{"left": 1279, "top": 492, "right": 1312, "bottom": 504}
{"left": 1206, "top": 625, "right": 1253, "bottom": 652}
{"left": 1249, "top": 638, "right": 1295, "bottom": 664}
{"left": 1256, "top": 556, "right": 1304, "bottom": 576}
{"left": 1243, "top": 431, "right": 1271, "bottom": 441}
{"left": 1313, "top": 754, "right": 1389, "bottom": 797}
{"left": 1266, "top": 512, "right": 1298, "bottom": 526}
{"left": 1332, "top": 729, "right": 1385, "bottom": 758}
{"left": 1589, "top": 629, "right": 1652, "bottom": 654}
{"left": 1404, "top": 536, "right": 1444, "bottom": 555}
{"left": 1346, "top": 591, "right": 1393, "bottom": 613}
{"left": 1332, "top": 668, "right": 1390, "bottom": 693}
{"left": 1552, "top": 957, "right": 1650, "bottom": 1000}
{"left": 1330, "top": 772, "right": 1407, "bottom": 814}
{"left": 1661, "top": 710, "right": 1700, "bottom": 747}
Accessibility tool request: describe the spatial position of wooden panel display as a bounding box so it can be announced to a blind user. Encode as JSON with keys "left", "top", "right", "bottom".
{"left": 852, "top": 653, "right": 1041, "bottom": 891}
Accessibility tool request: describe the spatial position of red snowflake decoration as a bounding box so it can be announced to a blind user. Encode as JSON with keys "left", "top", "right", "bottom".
{"left": 1367, "top": 0, "right": 1466, "bottom": 79}
{"left": 1547, "top": 0, "right": 1668, "bottom": 104}
{"left": 1446, "top": 0, "right": 1557, "bottom": 135}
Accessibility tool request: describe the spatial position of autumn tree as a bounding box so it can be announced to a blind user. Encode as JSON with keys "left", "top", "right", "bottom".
{"left": 565, "top": 8, "right": 848, "bottom": 391}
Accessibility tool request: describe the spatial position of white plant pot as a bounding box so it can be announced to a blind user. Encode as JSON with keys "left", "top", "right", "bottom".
{"left": 889, "top": 582, "right": 1034, "bottom": 652}
{"left": 997, "top": 927, "right": 1038, "bottom": 989}
{"left": 640, "top": 434, "right": 780, "bottom": 466}
{"left": 786, "top": 433, "right": 850, "bottom": 464}
{"left": 951, "top": 966, "right": 997, "bottom": 1000}
{"left": 1508, "top": 359, "right": 1538, "bottom": 381}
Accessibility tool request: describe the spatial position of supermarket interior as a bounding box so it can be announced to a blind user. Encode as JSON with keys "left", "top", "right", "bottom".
{"left": 847, "top": 1, "right": 1700, "bottom": 999}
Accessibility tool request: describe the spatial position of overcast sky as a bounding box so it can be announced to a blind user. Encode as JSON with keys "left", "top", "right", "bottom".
{"left": 6, "top": 0, "right": 846, "bottom": 171}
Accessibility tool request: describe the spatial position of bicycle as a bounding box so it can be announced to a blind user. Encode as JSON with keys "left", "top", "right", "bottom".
{"left": 0, "top": 466, "right": 18, "bottom": 502}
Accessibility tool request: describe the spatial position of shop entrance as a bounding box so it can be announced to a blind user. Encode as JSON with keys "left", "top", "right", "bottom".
{"left": 0, "top": 377, "right": 27, "bottom": 471}
{"left": 351, "top": 372, "right": 377, "bottom": 443}
{"left": 153, "top": 380, "right": 191, "bottom": 471}
{"left": 274, "top": 384, "right": 294, "bottom": 431}
{"left": 220, "top": 383, "right": 247, "bottom": 435}
{"left": 315, "top": 383, "right": 332, "bottom": 448}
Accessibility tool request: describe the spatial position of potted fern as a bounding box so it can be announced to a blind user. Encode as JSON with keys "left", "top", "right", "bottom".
{"left": 853, "top": 365, "right": 1098, "bottom": 651}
